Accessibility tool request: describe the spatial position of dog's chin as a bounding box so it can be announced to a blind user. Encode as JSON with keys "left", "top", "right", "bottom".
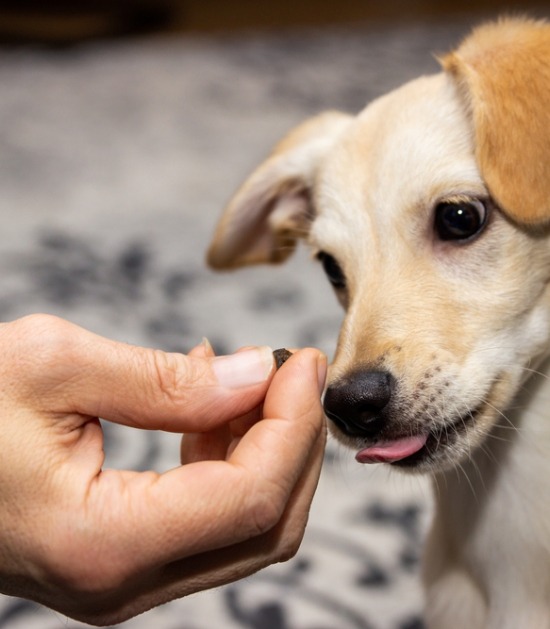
{"left": 330, "top": 402, "right": 495, "bottom": 474}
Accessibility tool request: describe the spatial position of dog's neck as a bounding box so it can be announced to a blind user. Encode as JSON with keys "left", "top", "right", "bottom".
{"left": 425, "top": 358, "right": 550, "bottom": 629}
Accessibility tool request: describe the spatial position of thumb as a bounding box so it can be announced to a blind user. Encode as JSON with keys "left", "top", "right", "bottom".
{"left": 10, "top": 315, "right": 275, "bottom": 433}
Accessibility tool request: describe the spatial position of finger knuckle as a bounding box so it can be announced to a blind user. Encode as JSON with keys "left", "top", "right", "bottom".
{"left": 147, "top": 349, "right": 208, "bottom": 406}
{"left": 259, "top": 512, "right": 307, "bottom": 565}
{"left": 276, "top": 529, "right": 305, "bottom": 563}
{"left": 11, "top": 314, "right": 71, "bottom": 354}
{"left": 150, "top": 350, "right": 182, "bottom": 402}
{"left": 40, "top": 550, "right": 133, "bottom": 626}
{"left": 43, "top": 541, "right": 127, "bottom": 597}
{"left": 4, "top": 314, "right": 79, "bottom": 379}
{"left": 247, "top": 481, "right": 288, "bottom": 537}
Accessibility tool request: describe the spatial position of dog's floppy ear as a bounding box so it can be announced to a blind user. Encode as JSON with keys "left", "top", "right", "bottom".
{"left": 442, "top": 17, "right": 550, "bottom": 225}
{"left": 207, "top": 111, "right": 351, "bottom": 269}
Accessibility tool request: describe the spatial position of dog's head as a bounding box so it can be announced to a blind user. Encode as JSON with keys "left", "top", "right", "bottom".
{"left": 208, "top": 18, "right": 550, "bottom": 472}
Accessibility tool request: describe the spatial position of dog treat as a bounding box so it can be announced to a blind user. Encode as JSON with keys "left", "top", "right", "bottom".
{"left": 273, "top": 348, "right": 293, "bottom": 369}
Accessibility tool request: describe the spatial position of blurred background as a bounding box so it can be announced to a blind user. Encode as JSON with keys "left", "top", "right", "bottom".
{"left": 0, "top": 2, "right": 548, "bottom": 629}
{"left": 0, "top": 0, "right": 548, "bottom": 44}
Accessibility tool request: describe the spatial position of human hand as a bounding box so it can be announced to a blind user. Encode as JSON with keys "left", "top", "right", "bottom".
{"left": 0, "top": 314, "right": 327, "bottom": 625}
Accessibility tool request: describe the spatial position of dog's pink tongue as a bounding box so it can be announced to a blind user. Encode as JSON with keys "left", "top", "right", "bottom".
{"left": 356, "top": 434, "right": 428, "bottom": 464}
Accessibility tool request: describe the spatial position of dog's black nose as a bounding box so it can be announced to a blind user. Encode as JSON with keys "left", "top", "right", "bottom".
{"left": 323, "top": 370, "right": 395, "bottom": 438}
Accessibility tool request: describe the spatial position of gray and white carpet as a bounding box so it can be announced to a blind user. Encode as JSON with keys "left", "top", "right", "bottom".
{"left": 0, "top": 12, "right": 546, "bottom": 628}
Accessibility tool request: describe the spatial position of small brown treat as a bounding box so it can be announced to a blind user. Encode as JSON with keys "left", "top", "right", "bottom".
{"left": 273, "top": 348, "right": 293, "bottom": 369}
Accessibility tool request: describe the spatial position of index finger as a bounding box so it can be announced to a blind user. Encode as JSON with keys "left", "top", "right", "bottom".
{"left": 7, "top": 315, "right": 276, "bottom": 433}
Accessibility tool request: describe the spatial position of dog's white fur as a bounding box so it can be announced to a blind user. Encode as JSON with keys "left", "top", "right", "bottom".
{"left": 207, "top": 18, "right": 550, "bottom": 628}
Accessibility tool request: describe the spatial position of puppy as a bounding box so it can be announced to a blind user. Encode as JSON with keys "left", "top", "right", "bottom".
{"left": 207, "top": 18, "right": 550, "bottom": 629}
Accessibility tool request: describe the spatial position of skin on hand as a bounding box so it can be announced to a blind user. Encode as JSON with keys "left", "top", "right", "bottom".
{"left": 0, "top": 314, "right": 327, "bottom": 625}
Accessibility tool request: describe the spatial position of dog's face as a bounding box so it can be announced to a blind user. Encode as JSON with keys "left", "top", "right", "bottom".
{"left": 309, "top": 72, "right": 550, "bottom": 472}
{"left": 208, "top": 18, "right": 550, "bottom": 472}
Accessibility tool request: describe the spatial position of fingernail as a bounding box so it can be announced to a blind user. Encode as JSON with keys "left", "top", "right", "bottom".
{"left": 317, "top": 352, "right": 328, "bottom": 393}
{"left": 201, "top": 337, "right": 215, "bottom": 357}
{"left": 212, "top": 346, "right": 274, "bottom": 388}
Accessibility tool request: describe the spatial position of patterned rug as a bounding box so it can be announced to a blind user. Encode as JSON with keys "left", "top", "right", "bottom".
{"left": 0, "top": 13, "right": 545, "bottom": 628}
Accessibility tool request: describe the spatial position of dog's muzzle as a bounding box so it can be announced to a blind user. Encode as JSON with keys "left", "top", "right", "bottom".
{"left": 324, "top": 369, "right": 429, "bottom": 465}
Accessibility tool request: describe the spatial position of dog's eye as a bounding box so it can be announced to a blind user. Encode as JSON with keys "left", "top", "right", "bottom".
{"left": 434, "top": 200, "right": 487, "bottom": 241}
{"left": 317, "top": 251, "right": 346, "bottom": 289}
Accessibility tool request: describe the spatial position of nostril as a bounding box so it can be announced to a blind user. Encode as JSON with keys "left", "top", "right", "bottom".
{"left": 324, "top": 406, "right": 385, "bottom": 438}
{"left": 323, "top": 370, "right": 395, "bottom": 438}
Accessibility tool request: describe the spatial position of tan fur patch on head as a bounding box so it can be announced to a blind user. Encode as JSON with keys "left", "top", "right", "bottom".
{"left": 441, "top": 18, "right": 550, "bottom": 225}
